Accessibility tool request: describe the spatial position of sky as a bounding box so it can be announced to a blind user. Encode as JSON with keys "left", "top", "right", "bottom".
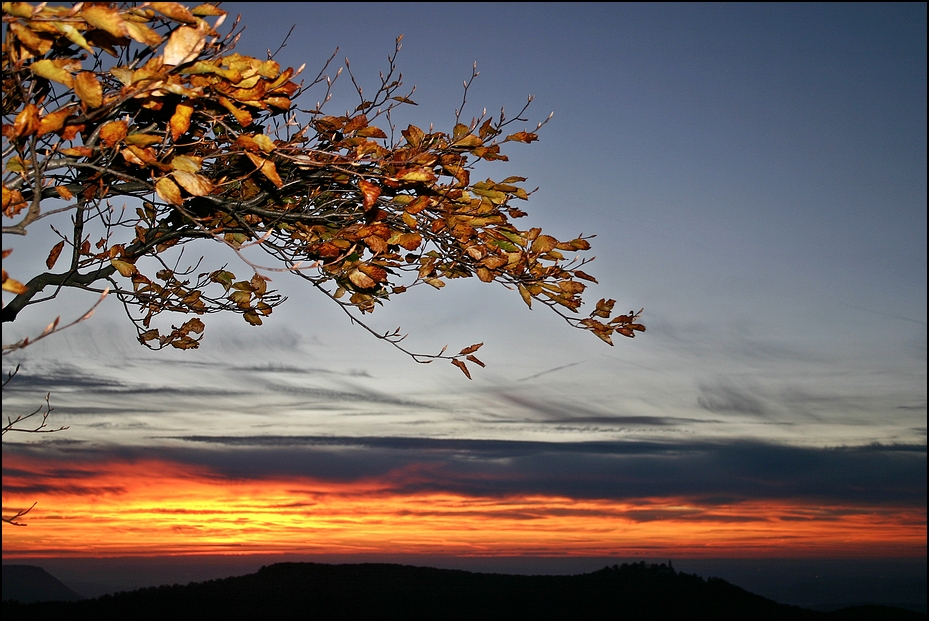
{"left": 2, "top": 1, "right": 926, "bottom": 609}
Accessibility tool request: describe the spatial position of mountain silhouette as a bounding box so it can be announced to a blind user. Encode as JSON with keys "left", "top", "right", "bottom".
{"left": 2, "top": 565, "right": 84, "bottom": 604}
{"left": 3, "top": 561, "right": 926, "bottom": 619}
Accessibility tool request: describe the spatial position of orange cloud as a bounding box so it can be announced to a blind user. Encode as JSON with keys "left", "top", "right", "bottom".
{"left": 3, "top": 455, "right": 925, "bottom": 559}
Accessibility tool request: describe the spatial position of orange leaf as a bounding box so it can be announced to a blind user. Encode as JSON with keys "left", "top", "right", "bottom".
{"left": 74, "top": 71, "right": 103, "bottom": 109}
{"left": 245, "top": 152, "right": 283, "bottom": 187}
{"left": 169, "top": 102, "right": 194, "bottom": 141}
{"left": 36, "top": 106, "right": 72, "bottom": 137}
{"left": 155, "top": 177, "right": 183, "bottom": 206}
{"left": 451, "top": 358, "right": 472, "bottom": 379}
{"left": 99, "top": 120, "right": 128, "bottom": 147}
{"left": 45, "top": 241, "right": 65, "bottom": 269}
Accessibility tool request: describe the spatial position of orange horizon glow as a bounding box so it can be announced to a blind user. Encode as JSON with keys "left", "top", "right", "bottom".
{"left": 2, "top": 455, "right": 925, "bottom": 560}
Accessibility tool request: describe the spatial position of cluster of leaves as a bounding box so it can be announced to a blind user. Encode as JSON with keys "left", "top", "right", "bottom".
{"left": 1, "top": 1, "right": 642, "bottom": 377}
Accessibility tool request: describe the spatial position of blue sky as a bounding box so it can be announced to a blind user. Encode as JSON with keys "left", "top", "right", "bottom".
{"left": 2, "top": 1, "right": 926, "bottom": 607}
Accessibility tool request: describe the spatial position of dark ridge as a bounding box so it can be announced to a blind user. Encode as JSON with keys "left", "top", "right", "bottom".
{"left": 3, "top": 561, "right": 926, "bottom": 619}
{"left": 2, "top": 565, "right": 85, "bottom": 604}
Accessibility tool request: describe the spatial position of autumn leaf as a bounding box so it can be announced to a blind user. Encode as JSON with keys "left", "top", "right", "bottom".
{"left": 504, "top": 131, "right": 539, "bottom": 143}
{"left": 451, "top": 358, "right": 472, "bottom": 379}
{"left": 46, "top": 241, "right": 65, "bottom": 269}
{"left": 358, "top": 179, "right": 381, "bottom": 211}
{"left": 110, "top": 258, "right": 137, "bottom": 277}
{"left": 349, "top": 270, "right": 376, "bottom": 290}
{"left": 164, "top": 24, "right": 207, "bottom": 66}
{"left": 81, "top": 4, "right": 128, "bottom": 38}
{"left": 459, "top": 342, "right": 484, "bottom": 355}
{"left": 169, "top": 102, "right": 194, "bottom": 141}
{"left": 172, "top": 170, "right": 214, "bottom": 196}
{"left": 155, "top": 177, "right": 184, "bottom": 206}
{"left": 74, "top": 72, "right": 103, "bottom": 109}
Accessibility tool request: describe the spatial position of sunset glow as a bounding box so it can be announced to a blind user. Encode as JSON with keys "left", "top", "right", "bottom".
{"left": 3, "top": 455, "right": 924, "bottom": 560}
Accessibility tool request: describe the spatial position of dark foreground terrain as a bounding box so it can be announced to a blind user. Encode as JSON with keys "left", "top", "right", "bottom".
{"left": 3, "top": 561, "right": 926, "bottom": 619}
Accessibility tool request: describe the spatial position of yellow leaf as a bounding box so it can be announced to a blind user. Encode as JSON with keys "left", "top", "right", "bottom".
{"left": 191, "top": 4, "right": 227, "bottom": 16}
{"left": 396, "top": 167, "right": 436, "bottom": 183}
{"left": 123, "top": 21, "right": 162, "bottom": 48}
{"left": 150, "top": 2, "right": 198, "bottom": 24}
{"left": 125, "top": 133, "right": 163, "bottom": 148}
{"left": 172, "top": 170, "right": 213, "bottom": 196}
{"left": 74, "top": 71, "right": 103, "bottom": 109}
{"left": 53, "top": 21, "right": 93, "bottom": 54}
{"left": 30, "top": 59, "right": 74, "bottom": 88}
{"left": 170, "top": 155, "right": 202, "bottom": 172}
{"left": 163, "top": 25, "right": 206, "bottom": 66}
{"left": 54, "top": 186, "right": 73, "bottom": 200}
{"left": 81, "top": 5, "right": 128, "bottom": 38}
{"left": 110, "top": 258, "right": 137, "bottom": 277}
{"left": 518, "top": 284, "right": 532, "bottom": 309}
{"left": 155, "top": 177, "right": 183, "bottom": 206}
{"left": 1, "top": 274, "right": 27, "bottom": 294}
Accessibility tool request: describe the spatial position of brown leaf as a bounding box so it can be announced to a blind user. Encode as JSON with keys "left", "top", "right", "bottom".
{"left": 530, "top": 235, "right": 558, "bottom": 254}
{"left": 36, "top": 106, "right": 74, "bottom": 136}
{"left": 459, "top": 342, "right": 484, "bottom": 355}
{"left": 573, "top": 270, "right": 598, "bottom": 283}
{"left": 358, "top": 179, "right": 381, "bottom": 211}
{"left": 46, "top": 241, "right": 65, "bottom": 269}
{"left": 504, "top": 131, "right": 539, "bottom": 143}
{"left": 466, "top": 354, "right": 486, "bottom": 368}
{"left": 451, "top": 358, "right": 472, "bottom": 379}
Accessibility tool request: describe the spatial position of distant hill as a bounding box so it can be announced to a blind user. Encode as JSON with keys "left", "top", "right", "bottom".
{"left": 3, "top": 561, "right": 926, "bottom": 619}
{"left": 2, "top": 565, "right": 84, "bottom": 604}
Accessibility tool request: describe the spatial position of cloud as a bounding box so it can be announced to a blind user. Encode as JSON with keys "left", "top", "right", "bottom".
{"left": 5, "top": 436, "right": 924, "bottom": 507}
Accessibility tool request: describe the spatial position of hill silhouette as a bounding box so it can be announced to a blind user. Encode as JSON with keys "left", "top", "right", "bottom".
{"left": 1, "top": 565, "right": 84, "bottom": 604}
{"left": 3, "top": 561, "right": 926, "bottom": 619}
